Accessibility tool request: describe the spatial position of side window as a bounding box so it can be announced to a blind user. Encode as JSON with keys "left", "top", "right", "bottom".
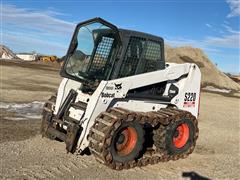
{"left": 137, "top": 40, "right": 162, "bottom": 74}
{"left": 118, "top": 37, "right": 146, "bottom": 78}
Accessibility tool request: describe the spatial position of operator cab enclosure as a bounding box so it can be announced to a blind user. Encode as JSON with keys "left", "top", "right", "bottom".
{"left": 60, "top": 17, "right": 166, "bottom": 91}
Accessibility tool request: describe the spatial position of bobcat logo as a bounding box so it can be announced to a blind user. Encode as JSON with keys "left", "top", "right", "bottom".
{"left": 114, "top": 83, "right": 122, "bottom": 90}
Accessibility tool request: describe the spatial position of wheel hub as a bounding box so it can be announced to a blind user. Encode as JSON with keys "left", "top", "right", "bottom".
{"left": 174, "top": 130, "right": 179, "bottom": 138}
{"left": 117, "top": 133, "right": 126, "bottom": 144}
{"left": 173, "top": 123, "right": 189, "bottom": 148}
{"left": 115, "top": 127, "right": 138, "bottom": 156}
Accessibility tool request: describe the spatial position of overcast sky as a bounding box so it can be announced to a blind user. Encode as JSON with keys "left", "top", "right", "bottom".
{"left": 1, "top": 0, "right": 239, "bottom": 74}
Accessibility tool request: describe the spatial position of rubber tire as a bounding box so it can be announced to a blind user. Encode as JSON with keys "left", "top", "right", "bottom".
{"left": 109, "top": 121, "right": 144, "bottom": 163}
{"left": 166, "top": 118, "right": 195, "bottom": 155}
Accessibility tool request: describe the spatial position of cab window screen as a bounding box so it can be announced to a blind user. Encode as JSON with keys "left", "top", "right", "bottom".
{"left": 137, "top": 40, "right": 162, "bottom": 74}
{"left": 89, "top": 36, "right": 115, "bottom": 75}
{"left": 118, "top": 37, "right": 146, "bottom": 78}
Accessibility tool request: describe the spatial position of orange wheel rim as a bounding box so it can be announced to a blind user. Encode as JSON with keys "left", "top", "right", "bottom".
{"left": 115, "top": 127, "right": 138, "bottom": 156}
{"left": 173, "top": 123, "right": 189, "bottom": 148}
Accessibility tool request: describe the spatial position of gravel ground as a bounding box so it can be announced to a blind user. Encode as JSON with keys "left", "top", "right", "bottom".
{"left": 0, "top": 60, "right": 61, "bottom": 102}
{"left": 0, "top": 92, "right": 239, "bottom": 180}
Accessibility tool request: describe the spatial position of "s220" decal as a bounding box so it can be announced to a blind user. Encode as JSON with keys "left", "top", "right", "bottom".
{"left": 184, "top": 92, "right": 196, "bottom": 107}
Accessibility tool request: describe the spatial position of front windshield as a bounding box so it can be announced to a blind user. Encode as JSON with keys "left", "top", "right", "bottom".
{"left": 65, "top": 22, "right": 117, "bottom": 81}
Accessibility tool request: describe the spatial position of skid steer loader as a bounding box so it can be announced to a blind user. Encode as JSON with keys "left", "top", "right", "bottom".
{"left": 41, "top": 17, "right": 201, "bottom": 170}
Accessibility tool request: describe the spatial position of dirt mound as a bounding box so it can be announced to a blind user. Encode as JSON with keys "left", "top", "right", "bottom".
{"left": 0, "top": 44, "right": 20, "bottom": 60}
{"left": 165, "top": 46, "right": 240, "bottom": 91}
{"left": 226, "top": 74, "right": 240, "bottom": 84}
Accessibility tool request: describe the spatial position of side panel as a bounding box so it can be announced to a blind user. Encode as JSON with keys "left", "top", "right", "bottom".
{"left": 77, "top": 63, "right": 201, "bottom": 151}
{"left": 111, "top": 100, "right": 168, "bottom": 112}
{"left": 170, "top": 65, "right": 201, "bottom": 117}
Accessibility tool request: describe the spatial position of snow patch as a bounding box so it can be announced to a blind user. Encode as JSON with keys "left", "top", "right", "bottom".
{"left": 203, "top": 86, "right": 231, "bottom": 93}
{"left": 4, "top": 117, "right": 27, "bottom": 121}
{"left": 0, "top": 101, "right": 44, "bottom": 120}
